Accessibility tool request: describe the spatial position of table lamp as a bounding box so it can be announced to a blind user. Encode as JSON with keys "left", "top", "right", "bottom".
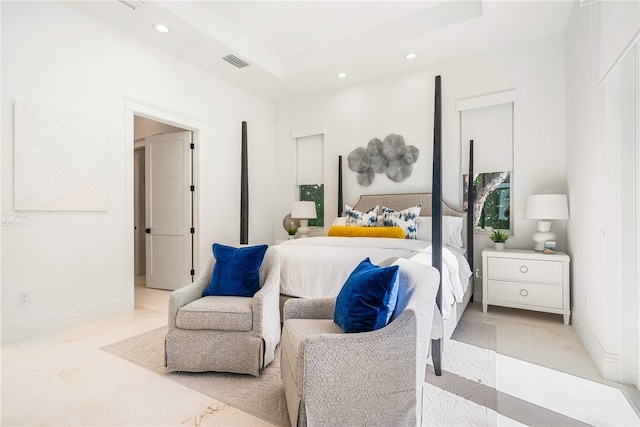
{"left": 524, "top": 194, "right": 569, "bottom": 251}
{"left": 291, "top": 201, "right": 317, "bottom": 238}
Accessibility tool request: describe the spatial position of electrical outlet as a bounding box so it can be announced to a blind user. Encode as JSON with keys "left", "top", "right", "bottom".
{"left": 19, "top": 292, "right": 31, "bottom": 306}
{"left": 475, "top": 268, "right": 482, "bottom": 278}
{"left": 1, "top": 213, "right": 30, "bottom": 226}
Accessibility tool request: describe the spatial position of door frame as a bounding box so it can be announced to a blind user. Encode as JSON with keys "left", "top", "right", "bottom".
{"left": 619, "top": 41, "right": 640, "bottom": 410}
{"left": 124, "top": 99, "right": 202, "bottom": 291}
{"left": 627, "top": 38, "right": 640, "bottom": 408}
{"left": 133, "top": 144, "right": 146, "bottom": 277}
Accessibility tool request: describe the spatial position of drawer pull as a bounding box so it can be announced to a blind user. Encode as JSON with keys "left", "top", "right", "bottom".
{"left": 520, "top": 289, "right": 529, "bottom": 297}
{"left": 519, "top": 265, "right": 529, "bottom": 273}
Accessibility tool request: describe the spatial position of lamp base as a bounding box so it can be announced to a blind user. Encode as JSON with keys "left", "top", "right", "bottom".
{"left": 532, "top": 221, "right": 555, "bottom": 251}
{"left": 297, "top": 219, "right": 310, "bottom": 238}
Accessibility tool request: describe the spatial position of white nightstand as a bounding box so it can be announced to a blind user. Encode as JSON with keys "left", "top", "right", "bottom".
{"left": 482, "top": 249, "right": 571, "bottom": 325}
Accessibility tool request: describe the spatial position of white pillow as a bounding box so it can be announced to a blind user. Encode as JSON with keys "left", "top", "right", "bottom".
{"left": 417, "top": 216, "right": 464, "bottom": 248}
{"left": 416, "top": 217, "right": 432, "bottom": 241}
{"left": 332, "top": 217, "right": 347, "bottom": 226}
{"left": 445, "top": 216, "right": 464, "bottom": 248}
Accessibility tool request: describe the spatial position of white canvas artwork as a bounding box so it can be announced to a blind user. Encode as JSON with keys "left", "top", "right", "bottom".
{"left": 14, "top": 102, "right": 108, "bottom": 211}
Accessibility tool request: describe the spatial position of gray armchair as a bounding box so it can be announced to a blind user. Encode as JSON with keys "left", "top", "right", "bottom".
{"left": 165, "top": 247, "right": 281, "bottom": 376}
{"left": 280, "top": 257, "right": 440, "bottom": 426}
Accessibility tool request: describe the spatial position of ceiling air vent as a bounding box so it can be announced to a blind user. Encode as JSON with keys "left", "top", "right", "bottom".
{"left": 223, "top": 55, "right": 250, "bottom": 69}
{"left": 119, "top": 0, "right": 145, "bottom": 10}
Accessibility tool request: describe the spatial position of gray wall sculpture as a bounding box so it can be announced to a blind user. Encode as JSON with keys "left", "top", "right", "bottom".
{"left": 347, "top": 134, "right": 419, "bottom": 186}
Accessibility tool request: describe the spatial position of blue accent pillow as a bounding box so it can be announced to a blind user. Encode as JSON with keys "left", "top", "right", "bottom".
{"left": 202, "top": 243, "right": 268, "bottom": 297}
{"left": 334, "top": 258, "right": 400, "bottom": 333}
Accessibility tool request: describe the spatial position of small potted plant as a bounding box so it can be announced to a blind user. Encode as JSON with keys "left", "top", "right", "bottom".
{"left": 287, "top": 222, "right": 298, "bottom": 240}
{"left": 489, "top": 229, "right": 508, "bottom": 251}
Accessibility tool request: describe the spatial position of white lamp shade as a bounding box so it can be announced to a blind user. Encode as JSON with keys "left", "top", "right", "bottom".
{"left": 524, "top": 194, "right": 569, "bottom": 220}
{"left": 291, "top": 201, "right": 317, "bottom": 219}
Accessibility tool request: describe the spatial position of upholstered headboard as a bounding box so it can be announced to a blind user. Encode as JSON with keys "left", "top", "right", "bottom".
{"left": 351, "top": 193, "right": 468, "bottom": 250}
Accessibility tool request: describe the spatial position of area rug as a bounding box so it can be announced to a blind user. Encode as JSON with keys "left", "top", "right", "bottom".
{"left": 101, "top": 320, "right": 497, "bottom": 427}
{"left": 100, "top": 327, "right": 289, "bottom": 426}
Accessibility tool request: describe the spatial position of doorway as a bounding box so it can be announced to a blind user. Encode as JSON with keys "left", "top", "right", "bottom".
{"left": 133, "top": 115, "right": 195, "bottom": 290}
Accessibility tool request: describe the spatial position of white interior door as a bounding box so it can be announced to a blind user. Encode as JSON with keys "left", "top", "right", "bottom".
{"left": 145, "top": 131, "right": 193, "bottom": 290}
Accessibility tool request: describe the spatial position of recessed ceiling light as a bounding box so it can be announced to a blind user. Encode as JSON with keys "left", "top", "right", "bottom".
{"left": 337, "top": 72, "right": 348, "bottom": 78}
{"left": 153, "top": 23, "right": 171, "bottom": 34}
{"left": 405, "top": 53, "right": 417, "bottom": 60}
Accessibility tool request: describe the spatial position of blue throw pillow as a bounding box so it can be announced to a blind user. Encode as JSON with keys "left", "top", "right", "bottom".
{"left": 334, "top": 258, "right": 400, "bottom": 333}
{"left": 202, "top": 243, "right": 269, "bottom": 297}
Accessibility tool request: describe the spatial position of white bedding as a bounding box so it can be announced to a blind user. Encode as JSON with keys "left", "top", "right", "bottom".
{"left": 274, "top": 236, "right": 472, "bottom": 319}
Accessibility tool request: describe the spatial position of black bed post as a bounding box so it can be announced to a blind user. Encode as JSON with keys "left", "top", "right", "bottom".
{"left": 240, "top": 121, "right": 248, "bottom": 245}
{"left": 467, "top": 140, "right": 474, "bottom": 301}
{"left": 338, "top": 155, "right": 343, "bottom": 217}
{"left": 431, "top": 75, "right": 443, "bottom": 377}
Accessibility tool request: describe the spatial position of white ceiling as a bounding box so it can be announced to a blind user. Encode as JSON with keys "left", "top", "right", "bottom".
{"left": 66, "top": 0, "right": 575, "bottom": 103}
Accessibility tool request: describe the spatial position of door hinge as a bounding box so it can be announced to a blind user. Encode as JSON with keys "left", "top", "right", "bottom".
{"left": 190, "top": 185, "right": 195, "bottom": 192}
{"left": 190, "top": 269, "right": 195, "bottom": 276}
{"left": 190, "top": 227, "right": 195, "bottom": 234}
{"left": 190, "top": 143, "right": 195, "bottom": 150}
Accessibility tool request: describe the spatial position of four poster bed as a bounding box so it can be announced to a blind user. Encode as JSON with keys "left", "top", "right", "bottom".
{"left": 276, "top": 193, "right": 473, "bottom": 342}
{"left": 275, "top": 76, "right": 474, "bottom": 375}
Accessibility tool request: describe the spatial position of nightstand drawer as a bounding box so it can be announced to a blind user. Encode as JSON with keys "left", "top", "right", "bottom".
{"left": 487, "top": 280, "right": 563, "bottom": 308}
{"left": 487, "top": 257, "right": 563, "bottom": 283}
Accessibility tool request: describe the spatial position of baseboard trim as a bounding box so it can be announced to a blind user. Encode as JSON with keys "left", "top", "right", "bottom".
{"left": 572, "top": 308, "right": 621, "bottom": 382}
{"left": 621, "top": 384, "right": 640, "bottom": 418}
{"left": 1, "top": 298, "right": 132, "bottom": 344}
{"left": 474, "top": 285, "right": 483, "bottom": 302}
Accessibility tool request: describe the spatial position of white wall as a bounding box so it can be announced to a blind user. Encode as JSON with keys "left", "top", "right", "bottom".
{"left": 1, "top": 1, "right": 275, "bottom": 343}
{"left": 275, "top": 33, "right": 567, "bottom": 292}
{"left": 565, "top": 1, "right": 639, "bottom": 381}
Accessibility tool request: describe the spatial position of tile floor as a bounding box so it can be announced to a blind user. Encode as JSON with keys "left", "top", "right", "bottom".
{"left": 463, "top": 304, "right": 640, "bottom": 426}
{"left": 1, "top": 279, "right": 639, "bottom": 426}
